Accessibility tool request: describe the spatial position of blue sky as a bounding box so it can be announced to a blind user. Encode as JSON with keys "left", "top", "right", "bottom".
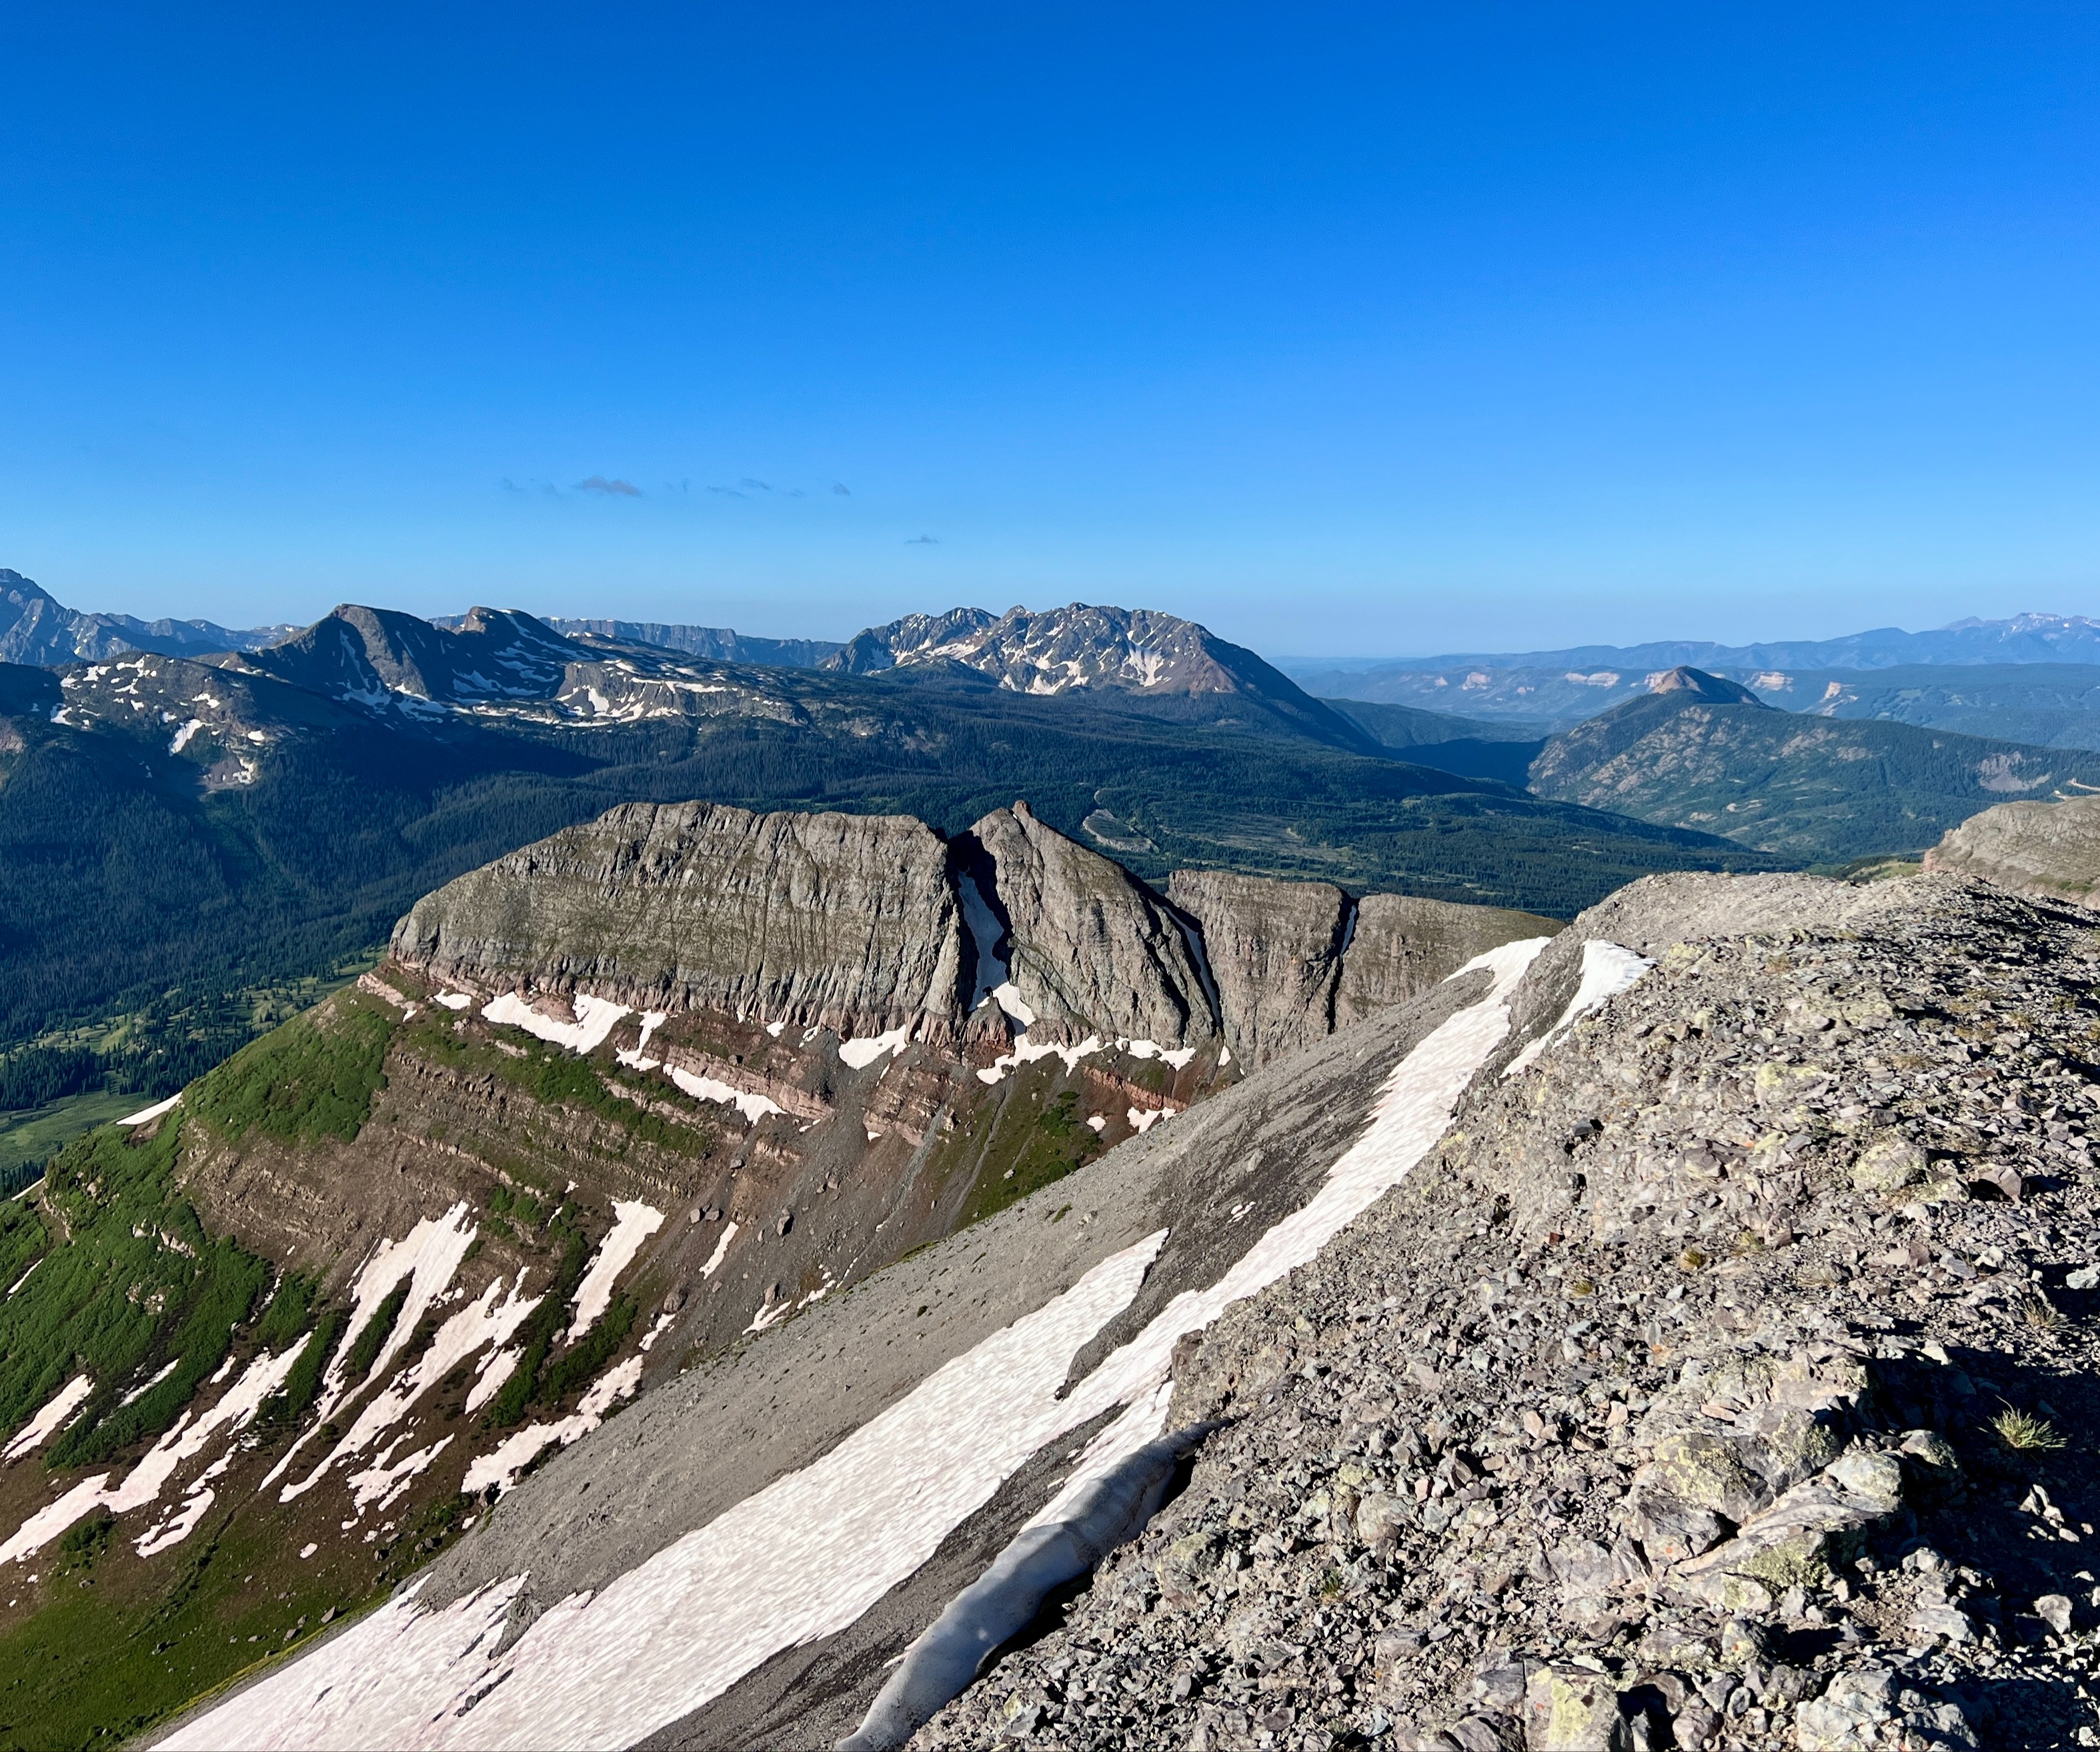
{"left": 3, "top": 3, "right": 2097, "bottom": 658}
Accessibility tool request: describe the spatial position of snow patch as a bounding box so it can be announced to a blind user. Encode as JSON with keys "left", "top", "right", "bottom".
{"left": 169, "top": 718, "right": 204, "bottom": 753}
{"left": 466, "top": 1348, "right": 521, "bottom": 1416}
{"left": 989, "top": 982, "right": 1035, "bottom": 1026}
{"left": 976, "top": 1032, "right": 1104, "bottom": 1084}
{"left": 3, "top": 1375, "right": 93, "bottom": 1462}
{"left": 697, "top": 1221, "right": 738, "bottom": 1279}
{"left": 567, "top": 1203, "right": 664, "bottom": 1342}
{"left": 120, "top": 1359, "right": 181, "bottom": 1406}
{"left": 434, "top": 992, "right": 473, "bottom": 1012}
{"left": 666, "top": 1066, "right": 783, "bottom": 1125}
{"left": 347, "top": 1436, "right": 454, "bottom": 1515}
{"left": 838, "top": 1027, "right": 909, "bottom": 1070}
{"left": 1126, "top": 1106, "right": 1168, "bottom": 1134}
{"left": 120, "top": 1094, "right": 180, "bottom": 1126}
{"left": 456, "top": 1358, "right": 645, "bottom": 1501}
{"left": 1120, "top": 1038, "right": 1196, "bottom": 1070}
{"left": 481, "top": 991, "right": 630, "bottom": 1055}
{"left": 1503, "top": 940, "right": 1653, "bottom": 1078}
{"left": 614, "top": 1010, "right": 669, "bottom": 1069}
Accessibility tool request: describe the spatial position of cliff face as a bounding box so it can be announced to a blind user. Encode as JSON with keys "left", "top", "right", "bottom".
{"left": 393, "top": 798, "right": 1556, "bottom": 1073}
{"left": 1156, "top": 876, "right": 1563, "bottom": 1065}
{"left": 1925, "top": 794, "right": 2100, "bottom": 904}
{"left": 391, "top": 802, "right": 970, "bottom": 1042}
{"left": 1165, "top": 870, "right": 1350, "bottom": 1066}
{"left": 1334, "top": 892, "right": 1563, "bottom": 1028}
{"left": 972, "top": 802, "right": 1217, "bottom": 1050}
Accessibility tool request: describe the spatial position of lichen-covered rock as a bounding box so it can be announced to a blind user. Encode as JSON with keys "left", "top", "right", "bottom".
{"left": 1674, "top": 1449, "right": 1904, "bottom": 1599}
{"left": 1851, "top": 1131, "right": 1929, "bottom": 1195}
{"left": 1523, "top": 1665, "right": 1630, "bottom": 1751}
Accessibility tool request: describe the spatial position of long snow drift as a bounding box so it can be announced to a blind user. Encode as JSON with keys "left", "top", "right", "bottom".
{"left": 161, "top": 938, "right": 1554, "bottom": 1751}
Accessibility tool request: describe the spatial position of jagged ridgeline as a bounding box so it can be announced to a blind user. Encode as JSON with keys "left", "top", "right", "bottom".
{"left": 0, "top": 798, "right": 1548, "bottom": 1748}
{"left": 0, "top": 600, "right": 1769, "bottom": 1132}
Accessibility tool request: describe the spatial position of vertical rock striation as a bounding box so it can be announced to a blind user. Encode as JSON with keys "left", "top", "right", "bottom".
{"left": 390, "top": 801, "right": 969, "bottom": 1042}
{"left": 1333, "top": 892, "right": 1561, "bottom": 1029}
{"left": 1165, "top": 870, "right": 1352, "bottom": 1066}
{"left": 970, "top": 802, "right": 1218, "bottom": 1049}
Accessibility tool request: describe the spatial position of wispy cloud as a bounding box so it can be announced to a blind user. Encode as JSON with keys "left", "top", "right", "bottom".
{"left": 707, "top": 484, "right": 747, "bottom": 499}
{"left": 739, "top": 478, "right": 772, "bottom": 492}
{"left": 577, "top": 475, "right": 642, "bottom": 496}
{"left": 906, "top": 534, "right": 940, "bottom": 545}
{"left": 831, "top": 481, "right": 852, "bottom": 496}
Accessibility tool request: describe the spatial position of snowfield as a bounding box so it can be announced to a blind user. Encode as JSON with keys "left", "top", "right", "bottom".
{"left": 159, "top": 938, "right": 1556, "bottom": 1751}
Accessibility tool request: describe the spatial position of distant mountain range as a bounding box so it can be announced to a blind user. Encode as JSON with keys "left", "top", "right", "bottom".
{"left": 0, "top": 569, "right": 291, "bottom": 664}
{"left": 1382, "top": 664, "right": 2100, "bottom": 862}
{"left": 0, "top": 598, "right": 1763, "bottom": 1132}
{"left": 1287, "top": 610, "right": 2100, "bottom": 690}
{"left": 533, "top": 618, "right": 840, "bottom": 668}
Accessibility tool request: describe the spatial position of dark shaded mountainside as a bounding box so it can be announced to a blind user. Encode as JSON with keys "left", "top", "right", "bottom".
{"left": 131, "top": 864, "right": 2100, "bottom": 1752}
{"left": 1524, "top": 668, "right": 2100, "bottom": 862}
{"left": 0, "top": 602, "right": 1765, "bottom": 1138}
{"left": 0, "top": 798, "right": 1551, "bottom": 1747}
{"left": 1331, "top": 666, "right": 2100, "bottom": 864}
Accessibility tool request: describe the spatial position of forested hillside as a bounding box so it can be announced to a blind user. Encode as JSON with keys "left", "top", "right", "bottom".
{"left": 0, "top": 650, "right": 1769, "bottom": 1177}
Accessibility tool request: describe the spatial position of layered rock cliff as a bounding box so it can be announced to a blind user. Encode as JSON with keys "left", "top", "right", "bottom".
{"left": 395, "top": 798, "right": 1554, "bottom": 1073}
{"left": 972, "top": 803, "right": 1216, "bottom": 1050}
{"left": 1925, "top": 794, "right": 2100, "bottom": 904}
{"left": 391, "top": 802, "right": 970, "bottom": 1044}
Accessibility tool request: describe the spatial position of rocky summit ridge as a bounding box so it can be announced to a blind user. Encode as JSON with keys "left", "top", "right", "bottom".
{"left": 910, "top": 871, "right": 2100, "bottom": 1752}
{"left": 141, "top": 862, "right": 2100, "bottom": 1752}
{"left": 393, "top": 797, "right": 1550, "bottom": 1072}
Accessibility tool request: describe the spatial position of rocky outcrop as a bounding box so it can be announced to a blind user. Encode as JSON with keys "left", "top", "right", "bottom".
{"left": 912, "top": 871, "right": 2100, "bottom": 1752}
{"left": 1166, "top": 871, "right": 1350, "bottom": 1066}
{"left": 394, "top": 796, "right": 1563, "bottom": 1072}
{"left": 1647, "top": 664, "right": 1768, "bottom": 705}
{"left": 1334, "top": 892, "right": 1562, "bottom": 1030}
{"left": 391, "top": 801, "right": 970, "bottom": 1042}
{"left": 971, "top": 802, "right": 1216, "bottom": 1050}
{"left": 1925, "top": 794, "right": 2100, "bottom": 903}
